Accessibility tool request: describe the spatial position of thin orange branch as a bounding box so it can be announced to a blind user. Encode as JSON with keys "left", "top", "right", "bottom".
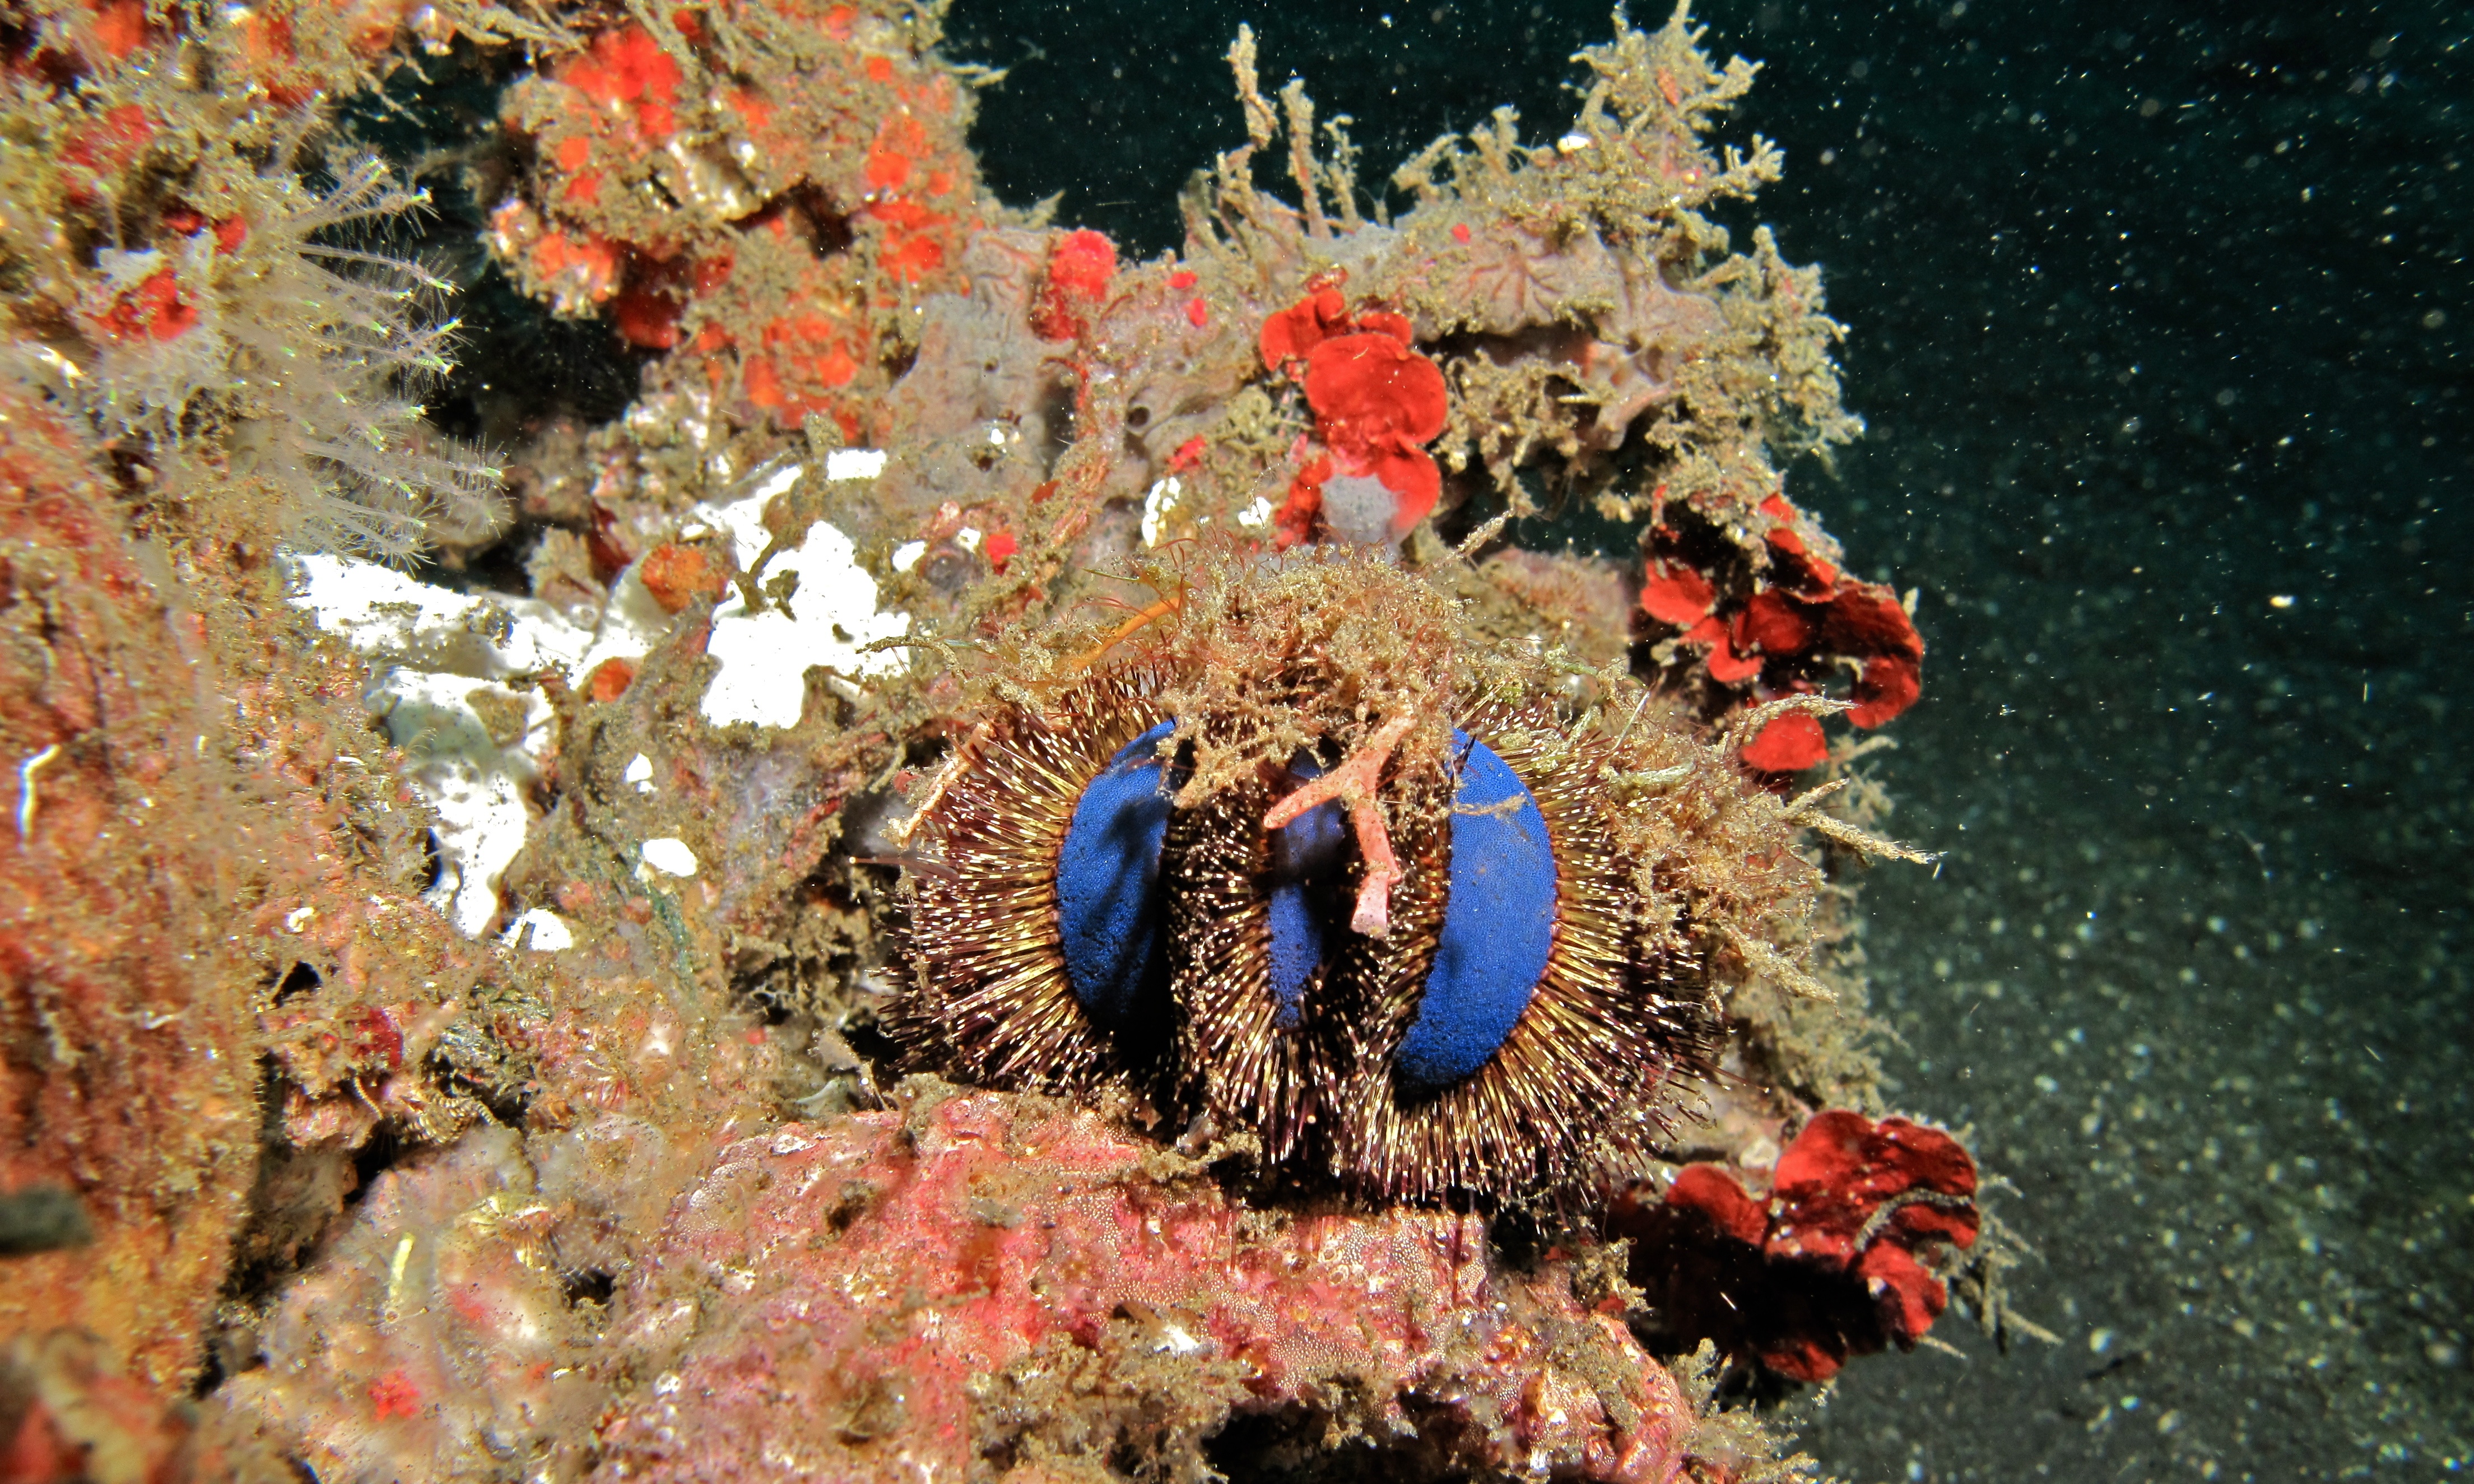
{"left": 1263, "top": 714, "right": 1416, "bottom": 938}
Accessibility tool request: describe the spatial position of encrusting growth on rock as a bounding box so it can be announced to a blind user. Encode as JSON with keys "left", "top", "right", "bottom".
{"left": 3, "top": 8, "right": 520, "bottom": 562}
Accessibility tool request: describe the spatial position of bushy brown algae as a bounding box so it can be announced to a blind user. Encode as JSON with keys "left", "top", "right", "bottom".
{"left": 0, "top": 0, "right": 554, "bottom": 561}
{"left": 1157, "top": 2, "right": 1859, "bottom": 541}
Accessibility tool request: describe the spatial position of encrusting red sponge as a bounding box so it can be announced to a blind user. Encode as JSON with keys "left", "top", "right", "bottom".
{"left": 1032, "top": 229, "right": 1117, "bottom": 342}
{"left": 1261, "top": 287, "right": 1448, "bottom": 543}
{"left": 1615, "top": 1109, "right": 1980, "bottom": 1383}
{"left": 1739, "top": 711, "right": 1827, "bottom": 773}
{"left": 1302, "top": 332, "right": 1448, "bottom": 533}
{"left": 1639, "top": 491, "right": 1926, "bottom": 769}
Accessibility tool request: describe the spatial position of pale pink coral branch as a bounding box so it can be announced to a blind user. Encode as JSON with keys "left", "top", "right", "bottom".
{"left": 1262, "top": 713, "right": 1416, "bottom": 939}
{"left": 1342, "top": 797, "right": 1405, "bottom": 938}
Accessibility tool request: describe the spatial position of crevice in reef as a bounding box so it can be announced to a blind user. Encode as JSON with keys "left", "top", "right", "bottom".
{"left": 1202, "top": 1401, "right": 1481, "bottom": 1483}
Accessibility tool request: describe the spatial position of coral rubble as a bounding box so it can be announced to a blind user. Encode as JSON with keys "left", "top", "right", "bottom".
{"left": 0, "top": 0, "right": 2001, "bottom": 1476}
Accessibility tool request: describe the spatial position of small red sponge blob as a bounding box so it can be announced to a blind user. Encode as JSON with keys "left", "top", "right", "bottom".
{"left": 1848, "top": 654, "right": 1923, "bottom": 728}
{"left": 1640, "top": 561, "right": 1716, "bottom": 627}
{"left": 1302, "top": 333, "right": 1447, "bottom": 443}
{"left": 1664, "top": 1164, "right": 1769, "bottom": 1248}
{"left": 1032, "top": 229, "right": 1117, "bottom": 341}
{"left": 1259, "top": 286, "right": 1352, "bottom": 369}
{"left": 1737, "top": 590, "right": 1812, "bottom": 656}
{"left": 1856, "top": 1240, "right": 1948, "bottom": 1345}
{"left": 1740, "top": 711, "right": 1827, "bottom": 773}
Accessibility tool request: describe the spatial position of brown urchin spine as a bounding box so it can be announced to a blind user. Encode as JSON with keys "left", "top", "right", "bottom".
{"left": 896, "top": 666, "right": 1170, "bottom": 1093}
{"left": 1157, "top": 767, "right": 1439, "bottom": 1175}
{"left": 1329, "top": 703, "right": 1719, "bottom": 1206}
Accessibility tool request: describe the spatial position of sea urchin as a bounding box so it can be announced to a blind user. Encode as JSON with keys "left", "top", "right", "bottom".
{"left": 896, "top": 559, "right": 1728, "bottom": 1205}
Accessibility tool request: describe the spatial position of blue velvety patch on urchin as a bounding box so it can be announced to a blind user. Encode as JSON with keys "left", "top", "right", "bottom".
{"left": 1266, "top": 758, "right": 1348, "bottom": 1027}
{"left": 1056, "top": 720, "right": 1177, "bottom": 1025}
{"left": 1396, "top": 732, "right": 1558, "bottom": 1090}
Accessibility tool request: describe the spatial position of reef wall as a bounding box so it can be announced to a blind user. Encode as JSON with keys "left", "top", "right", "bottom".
{"left": 0, "top": 1, "right": 2017, "bottom": 1477}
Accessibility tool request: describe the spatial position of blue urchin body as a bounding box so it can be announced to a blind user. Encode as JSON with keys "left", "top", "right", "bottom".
{"left": 1055, "top": 720, "right": 1177, "bottom": 1025}
{"left": 1395, "top": 732, "right": 1558, "bottom": 1088}
{"left": 1264, "top": 759, "right": 1348, "bottom": 1029}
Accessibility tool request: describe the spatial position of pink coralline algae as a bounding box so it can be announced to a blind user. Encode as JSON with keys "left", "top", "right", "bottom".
{"left": 1612, "top": 1111, "right": 1980, "bottom": 1383}
{"left": 593, "top": 1087, "right": 1708, "bottom": 1483}
{"left": 213, "top": 1125, "right": 606, "bottom": 1483}
{"left": 0, "top": 1328, "right": 286, "bottom": 1483}
{"left": 0, "top": 392, "right": 261, "bottom": 1399}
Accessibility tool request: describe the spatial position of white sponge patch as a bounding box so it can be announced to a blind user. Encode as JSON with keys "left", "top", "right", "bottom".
{"left": 697, "top": 520, "right": 909, "bottom": 731}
